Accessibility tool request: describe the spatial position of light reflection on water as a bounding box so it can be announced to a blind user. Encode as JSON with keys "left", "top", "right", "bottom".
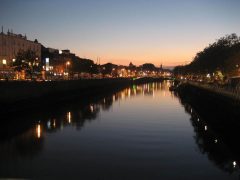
{"left": 0, "top": 81, "right": 239, "bottom": 179}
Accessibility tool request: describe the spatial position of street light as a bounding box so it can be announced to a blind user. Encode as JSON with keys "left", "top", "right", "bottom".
{"left": 66, "top": 61, "right": 71, "bottom": 79}
{"left": 66, "top": 61, "right": 70, "bottom": 71}
{"left": 2, "top": 59, "right": 7, "bottom": 65}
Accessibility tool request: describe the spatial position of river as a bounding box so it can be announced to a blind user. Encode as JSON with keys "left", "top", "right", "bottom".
{"left": 0, "top": 81, "right": 239, "bottom": 179}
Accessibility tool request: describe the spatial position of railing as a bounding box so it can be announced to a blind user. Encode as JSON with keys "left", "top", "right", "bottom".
{"left": 186, "top": 81, "right": 240, "bottom": 101}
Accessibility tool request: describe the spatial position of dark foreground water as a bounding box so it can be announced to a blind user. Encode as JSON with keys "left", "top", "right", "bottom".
{"left": 0, "top": 81, "right": 239, "bottom": 179}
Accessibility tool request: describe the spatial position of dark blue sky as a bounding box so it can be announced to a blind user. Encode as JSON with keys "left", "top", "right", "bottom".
{"left": 1, "top": 0, "right": 240, "bottom": 66}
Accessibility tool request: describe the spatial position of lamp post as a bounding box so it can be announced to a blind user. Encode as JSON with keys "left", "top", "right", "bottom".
{"left": 2, "top": 59, "right": 7, "bottom": 80}
{"left": 66, "top": 61, "right": 70, "bottom": 80}
{"left": 66, "top": 61, "right": 70, "bottom": 71}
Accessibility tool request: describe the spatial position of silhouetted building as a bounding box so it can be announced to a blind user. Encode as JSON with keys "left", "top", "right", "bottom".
{"left": 41, "top": 46, "right": 76, "bottom": 74}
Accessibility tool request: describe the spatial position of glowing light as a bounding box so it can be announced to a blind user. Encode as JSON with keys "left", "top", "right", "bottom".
{"left": 67, "top": 112, "right": 71, "bottom": 123}
{"left": 47, "top": 120, "right": 51, "bottom": 129}
{"left": 12, "top": 59, "right": 16, "bottom": 62}
{"left": 128, "top": 88, "right": 131, "bottom": 98}
{"left": 53, "top": 119, "right": 56, "bottom": 128}
{"left": 36, "top": 124, "right": 41, "bottom": 138}
{"left": 204, "top": 125, "right": 207, "bottom": 131}
{"left": 214, "top": 139, "right": 218, "bottom": 143}
{"left": 59, "top": 50, "right": 62, "bottom": 54}
{"left": 46, "top": 58, "right": 50, "bottom": 71}
{"left": 2, "top": 59, "right": 6, "bottom": 65}
{"left": 233, "top": 161, "right": 237, "bottom": 168}
{"left": 66, "top": 61, "right": 70, "bottom": 65}
{"left": 121, "top": 92, "right": 125, "bottom": 99}
{"left": 90, "top": 105, "right": 94, "bottom": 112}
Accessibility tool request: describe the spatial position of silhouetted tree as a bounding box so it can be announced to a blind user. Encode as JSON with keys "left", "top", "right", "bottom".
{"left": 13, "top": 49, "right": 40, "bottom": 77}
{"left": 142, "top": 63, "right": 156, "bottom": 71}
{"left": 173, "top": 33, "right": 240, "bottom": 77}
{"left": 71, "top": 58, "right": 98, "bottom": 74}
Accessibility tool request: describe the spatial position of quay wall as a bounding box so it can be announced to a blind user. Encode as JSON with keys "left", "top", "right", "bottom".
{"left": 0, "top": 78, "right": 132, "bottom": 104}
{"left": 177, "top": 81, "right": 240, "bottom": 154}
{"left": 188, "top": 82, "right": 240, "bottom": 101}
{"left": 177, "top": 81, "right": 240, "bottom": 106}
{"left": 0, "top": 77, "right": 165, "bottom": 114}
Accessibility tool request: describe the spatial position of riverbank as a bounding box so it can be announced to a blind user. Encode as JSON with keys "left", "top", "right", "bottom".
{"left": 176, "top": 81, "right": 240, "bottom": 119}
{"left": 175, "top": 80, "right": 240, "bottom": 104}
{"left": 176, "top": 83, "right": 240, "bottom": 156}
{"left": 0, "top": 77, "right": 165, "bottom": 115}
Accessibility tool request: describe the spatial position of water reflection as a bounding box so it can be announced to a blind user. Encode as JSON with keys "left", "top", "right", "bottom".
{"left": 0, "top": 125, "right": 44, "bottom": 159}
{"left": 36, "top": 124, "right": 41, "bottom": 138}
{"left": 0, "top": 82, "right": 170, "bottom": 159}
{"left": 177, "top": 90, "right": 240, "bottom": 176}
{"left": 2, "top": 81, "right": 238, "bottom": 179}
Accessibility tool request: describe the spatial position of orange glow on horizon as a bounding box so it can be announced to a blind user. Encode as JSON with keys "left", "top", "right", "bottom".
{"left": 72, "top": 47, "right": 202, "bottom": 67}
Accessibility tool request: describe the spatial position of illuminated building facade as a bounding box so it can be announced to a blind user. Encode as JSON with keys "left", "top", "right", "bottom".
{"left": 0, "top": 30, "right": 41, "bottom": 69}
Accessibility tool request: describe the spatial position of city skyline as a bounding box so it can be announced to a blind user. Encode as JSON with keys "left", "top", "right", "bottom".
{"left": 2, "top": 1, "right": 240, "bottom": 179}
{"left": 1, "top": 0, "right": 240, "bottom": 66}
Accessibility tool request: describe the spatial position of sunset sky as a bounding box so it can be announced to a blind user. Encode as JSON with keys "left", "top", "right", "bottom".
{"left": 1, "top": 0, "right": 240, "bottom": 67}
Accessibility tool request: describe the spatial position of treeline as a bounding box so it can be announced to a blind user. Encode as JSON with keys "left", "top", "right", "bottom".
{"left": 174, "top": 34, "right": 240, "bottom": 77}
{"left": 71, "top": 57, "right": 98, "bottom": 74}
{"left": 13, "top": 45, "right": 167, "bottom": 78}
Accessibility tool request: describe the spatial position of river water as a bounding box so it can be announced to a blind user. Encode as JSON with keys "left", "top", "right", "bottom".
{"left": 0, "top": 81, "right": 239, "bottom": 179}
